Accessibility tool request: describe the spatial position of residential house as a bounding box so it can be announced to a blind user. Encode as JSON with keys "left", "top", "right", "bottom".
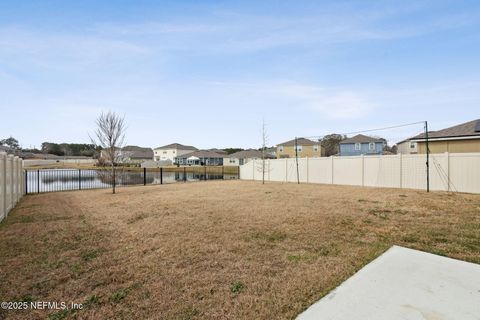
{"left": 339, "top": 134, "right": 385, "bottom": 156}
{"left": 153, "top": 143, "right": 197, "bottom": 163}
{"left": 175, "top": 150, "right": 225, "bottom": 166}
{"left": 100, "top": 146, "right": 153, "bottom": 164}
{"left": 224, "top": 149, "right": 274, "bottom": 166}
{"left": 397, "top": 119, "right": 480, "bottom": 154}
{"left": 276, "top": 138, "right": 323, "bottom": 158}
{"left": 207, "top": 148, "right": 228, "bottom": 155}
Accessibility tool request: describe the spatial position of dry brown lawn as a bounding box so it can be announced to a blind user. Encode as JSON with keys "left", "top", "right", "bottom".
{"left": 1, "top": 181, "right": 479, "bottom": 319}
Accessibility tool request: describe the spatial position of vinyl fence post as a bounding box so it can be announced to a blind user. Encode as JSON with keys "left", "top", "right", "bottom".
{"left": 306, "top": 157, "right": 309, "bottom": 183}
{"left": 160, "top": 168, "right": 163, "bottom": 184}
{"left": 446, "top": 152, "right": 450, "bottom": 192}
{"left": 143, "top": 167, "right": 147, "bottom": 186}
{"left": 330, "top": 156, "right": 334, "bottom": 184}
{"left": 1, "top": 152, "right": 6, "bottom": 221}
{"left": 399, "top": 153, "right": 403, "bottom": 189}
{"left": 25, "top": 170, "right": 28, "bottom": 194}
{"left": 361, "top": 154, "right": 365, "bottom": 187}
{"left": 12, "top": 156, "right": 17, "bottom": 206}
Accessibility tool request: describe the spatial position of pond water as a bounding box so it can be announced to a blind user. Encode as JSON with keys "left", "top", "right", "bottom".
{"left": 25, "top": 169, "right": 238, "bottom": 193}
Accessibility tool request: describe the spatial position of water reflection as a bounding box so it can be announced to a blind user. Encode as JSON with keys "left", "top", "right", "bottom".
{"left": 25, "top": 169, "right": 238, "bottom": 193}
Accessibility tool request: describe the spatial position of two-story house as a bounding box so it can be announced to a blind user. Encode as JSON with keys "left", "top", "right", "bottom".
{"left": 153, "top": 143, "right": 197, "bottom": 164}
{"left": 276, "top": 138, "right": 323, "bottom": 158}
{"left": 397, "top": 119, "right": 480, "bottom": 154}
{"left": 224, "top": 149, "right": 275, "bottom": 166}
{"left": 339, "top": 135, "right": 385, "bottom": 156}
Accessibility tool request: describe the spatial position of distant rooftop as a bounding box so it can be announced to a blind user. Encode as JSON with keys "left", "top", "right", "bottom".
{"left": 154, "top": 143, "right": 198, "bottom": 151}
{"left": 341, "top": 134, "right": 384, "bottom": 144}
{"left": 277, "top": 138, "right": 319, "bottom": 147}
{"left": 407, "top": 119, "right": 480, "bottom": 141}
{"left": 228, "top": 149, "right": 274, "bottom": 159}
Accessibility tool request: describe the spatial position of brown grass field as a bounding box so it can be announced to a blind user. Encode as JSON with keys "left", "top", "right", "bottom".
{"left": 0, "top": 181, "right": 479, "bottom": 319}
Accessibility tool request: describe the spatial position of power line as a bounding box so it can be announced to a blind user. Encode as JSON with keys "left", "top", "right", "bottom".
{"left": 303, "top": 121, "right": 426, "bottom": 140}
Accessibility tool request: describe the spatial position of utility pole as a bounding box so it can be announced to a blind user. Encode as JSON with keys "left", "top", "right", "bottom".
{"left": 295, "top": 137, "right": 300, "bottom": 184}
{"left": 425, "top": 121, "right": 430, "bottom": 192}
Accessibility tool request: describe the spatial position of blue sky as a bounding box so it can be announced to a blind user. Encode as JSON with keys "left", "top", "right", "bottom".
{"left": 1, "top": 0, "right": 479, "bottom": 149}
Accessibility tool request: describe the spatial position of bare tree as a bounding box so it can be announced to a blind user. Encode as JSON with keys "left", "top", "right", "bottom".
{"left": 262, "top": 119, "right": 268, "bottom": 184}
{"left": 90, "top": 111, "right": 126, "bottom": 194}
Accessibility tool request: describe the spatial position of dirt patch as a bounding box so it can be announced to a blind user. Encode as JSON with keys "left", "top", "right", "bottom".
{"left": 0, "top": 181, "right": 479, "bottom": 319}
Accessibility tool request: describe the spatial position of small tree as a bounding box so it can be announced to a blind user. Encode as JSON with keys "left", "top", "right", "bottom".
{"left": 261, "top": 119, "right": 268, "bottom": 184}
{"left": 90, "top": 111, "right": 126, "bottom": 194}
{"left": 321, "top": 134, "right": 346, "bottom": 157}
{"left": 0, "top": 136, "right": 20, "bottom": 150}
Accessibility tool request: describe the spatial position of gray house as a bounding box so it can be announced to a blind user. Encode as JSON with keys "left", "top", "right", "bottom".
{"left": 175, "top": 150, "right": 225, "bottom": 166}
{"left": 339, "top": 135, "right": 385, "bottom": 156}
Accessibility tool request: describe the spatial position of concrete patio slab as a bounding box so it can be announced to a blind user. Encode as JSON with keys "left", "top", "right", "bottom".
{"left": 297, "top": 246, "right": 480, "bottom": 320}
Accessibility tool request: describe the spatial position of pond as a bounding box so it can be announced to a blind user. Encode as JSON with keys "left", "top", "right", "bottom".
{"left": 25, "top": 169, "right": 238, "bottom": 193}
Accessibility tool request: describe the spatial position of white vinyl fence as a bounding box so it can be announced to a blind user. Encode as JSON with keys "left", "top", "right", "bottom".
{"left": 0, "top": 152, "right": 24, "bottom": 222}
{"left": 240, "top": 153, "right": 480, "bottom": 194}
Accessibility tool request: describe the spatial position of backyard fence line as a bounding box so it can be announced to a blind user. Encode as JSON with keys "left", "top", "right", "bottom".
{"left": 24, "top": 166, "right": 241, "bottom": 194}
{"left": 0, "top": 152, "right": 24, "bottom": 222}
{"left": 240, "top": 152, "right": 480, "bottom": 194}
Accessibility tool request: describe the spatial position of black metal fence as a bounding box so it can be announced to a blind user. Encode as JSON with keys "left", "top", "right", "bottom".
{"left": 25, "top": 167, "right": 240, "bottom": 194}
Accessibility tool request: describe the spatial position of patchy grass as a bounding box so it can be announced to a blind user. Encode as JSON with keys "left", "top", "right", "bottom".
{"left": 0, "top": 180, "right": 479, "bottom": 319}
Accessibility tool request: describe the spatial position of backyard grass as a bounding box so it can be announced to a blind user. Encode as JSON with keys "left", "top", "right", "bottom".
{"left": 0, "top": 181, "right": 479, "bottom": 319}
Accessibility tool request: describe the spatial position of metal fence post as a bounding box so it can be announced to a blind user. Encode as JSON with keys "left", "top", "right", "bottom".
{"left": 160, "top": 168, "right": 163, "bottom": 184}
{"left": 37, "top": 169, "right": 40, "bottom": 193}
{"left": 79, "top": 169, "right": 81, "bottom": 190}
{"left": 204, "top": 165, "right": 207, "bottom": 181}
{"left": 184, "top": 167, "right": 186, "bottom": 182}
{"left": 25, "top": 170, "right": 28, "bottom": 194}
{"left": 143, "top": 167, "right": 147, "bottom": 186}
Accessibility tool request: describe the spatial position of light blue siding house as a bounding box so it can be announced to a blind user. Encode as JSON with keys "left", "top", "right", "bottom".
{"left": 339, "top": 134, "right": 385, "bottom": 156}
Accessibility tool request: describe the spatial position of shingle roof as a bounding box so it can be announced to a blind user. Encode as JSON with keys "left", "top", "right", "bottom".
{"left": 277, "top": 138, "right": 319, "bottom": 146}
{"left": 340, "top": 134, "right": 384, "bottom": 144}
{"left": 154, "top": 143, "right": 198, "bottom": 151}
{"left": 121, "top": 146, "right": 153, "bottom": 159}
{"left": 408, "top": 119, "right": 480, "bottom": 140}
{"left": 179, "top": 150, "right": 226, "bottom": 159}
{"left": 228, "top": 149, "right": 273, "bottom": 159}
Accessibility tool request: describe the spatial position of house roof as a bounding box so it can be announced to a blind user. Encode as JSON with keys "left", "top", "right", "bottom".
{"left": 340, "top": 134, "right": 384, "bottom": 144}
{"left": 402, "top": 119, "right": 480, "bottom": 142}
{"left": 277, "top": 138, "right": 319, "bottom": 147}
{"left": 154, "top": 143, "right": 197, "bottom": 151}
{"left": 121, "top": 146, "right": 153, "bottom": 159}
{"left": 207, "top": 148, "right": 228, "bottom": 155}
{"left": 228, "top": 149, "right": 273, "bottom": 159}
{"left": 178, "top": 150, "right": 226, "bottom": 159}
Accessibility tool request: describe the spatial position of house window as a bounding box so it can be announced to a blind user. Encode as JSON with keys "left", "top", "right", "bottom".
{"left": 295, "top": 145, "right": 302, "bottom": 152}
{"left": 355, "top": 143, "right": 361, "bottom": 151}
{"left": 410, "top": 142, "right": 417, "bottom": 149}
{"left": 279, "top": 146, "right": 284, "bottom": 152}
{"left": 369, "top": 142, "right": 375, "bottom": 151}
{"left": 313, "top": 145, "right": 319, "bottom": 152}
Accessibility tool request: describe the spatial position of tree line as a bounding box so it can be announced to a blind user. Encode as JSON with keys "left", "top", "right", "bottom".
{"left": 0, "top": 136, "right": 98, "bottom": 157}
